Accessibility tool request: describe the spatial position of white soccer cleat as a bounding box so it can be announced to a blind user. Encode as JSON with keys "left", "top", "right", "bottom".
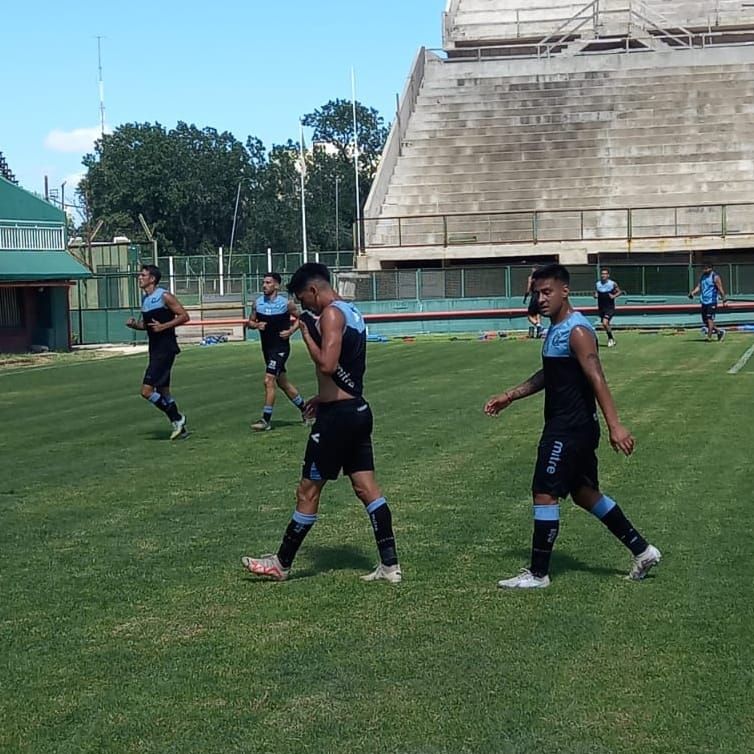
{"left": 607, "top": 339, "right": 616, "bottom": 348}
{"left": 361, "top": 563, "right": 402, "bottom": 584}
{"left": 169, "top": 415, "right": 187, "bottom": 440}
{"left": 628, "top": 545, "right": 662, "bottom": 581}
{"left": 497, "top": 568, "right": 551, "bottom": 589}
{"left": 241, "top": 553, "right": 290, "bottom": 581}
{"left": 251, "top": 418, "right": 271, "bottom": 432}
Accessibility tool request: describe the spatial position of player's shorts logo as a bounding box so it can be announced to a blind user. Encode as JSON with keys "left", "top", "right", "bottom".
{"left": 311, "top": 433, "right": 320, "bottom": 444}
{"left": 547, "top": 440, "right": 564, "bottom": 474}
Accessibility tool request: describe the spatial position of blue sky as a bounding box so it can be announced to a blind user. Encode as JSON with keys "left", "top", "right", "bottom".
{"left": 1, "top": 0, "right": 443, "bottom": 205}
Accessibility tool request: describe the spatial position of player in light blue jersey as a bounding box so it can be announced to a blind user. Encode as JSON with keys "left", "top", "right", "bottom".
{"left": 242, "top": 263, "right": 401, "bottom": 584}
{"left": 126, "top": 265, "right": 191, "bottom": 440}
{"left": 594, "top": 268, "right": 622, "bottom": 348}
{"left": 485, "top": 264, "right": 660, "bottom": 588}
{"left": 689, "top": 263, "right": 727, "bottom": 342}
{"left": 247, "top": 273, "right": 306, "bottom": 430}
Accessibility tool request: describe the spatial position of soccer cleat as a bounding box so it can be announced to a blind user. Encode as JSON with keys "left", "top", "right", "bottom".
{"left": 497, "top": 568, "right": 551, "bottom": 589}
{"left": 628, "top": 545, "right": 662, "bottom": 581}
{"left": 251, "top": 418, "right": 271, "bottom": 432}
{"left": 241, "top": 554, "right": 290, "bottom": 581}
{"left": 361, "top": 563, "right": 402, "bottom": 584}
{"left": 717, "top": 329, "right": 726, "bottom": 342}
{"left": 607, "top": 338, "right": 616, "bottom": 348}
{"left": 169, "top": 415, "right": 187, "bottom": 440}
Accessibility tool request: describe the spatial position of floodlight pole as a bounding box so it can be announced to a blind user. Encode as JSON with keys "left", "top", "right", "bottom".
{"left": 351, "top": 68, "right": 362, "bottom": 253}
{"left": 299, "top": 121, "right": 309, "bottom": 264}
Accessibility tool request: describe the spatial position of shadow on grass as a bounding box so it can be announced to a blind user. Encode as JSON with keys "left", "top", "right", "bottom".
{"left": 509, "top": 548, "right": 625, "bottom": 578}
{"left": 297, "top": 545, "right": 374, "bottom": 579}
{"left": 144, "top": 429, "right": 194, "bottom": 441}
{"left": 248, "top": 419, "right": 307, "bottom": 431}
{"left": 240, "top": 545, "right": 374, "bottom": 585}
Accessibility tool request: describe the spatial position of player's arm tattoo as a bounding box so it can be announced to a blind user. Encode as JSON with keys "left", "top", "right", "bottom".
{"left": 507, "top": 370, "right": 545, "bottom": 401}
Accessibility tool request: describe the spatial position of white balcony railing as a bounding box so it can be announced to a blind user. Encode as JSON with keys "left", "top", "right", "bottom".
{"left": 0, "top": 223, "right": 66, "bottom": 251}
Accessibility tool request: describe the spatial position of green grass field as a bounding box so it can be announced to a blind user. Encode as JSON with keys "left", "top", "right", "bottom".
{"left": 1, "top": 333, "right": 752, "bottom": 754}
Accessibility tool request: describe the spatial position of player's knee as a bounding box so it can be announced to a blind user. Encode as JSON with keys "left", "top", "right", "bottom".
{"left": 533, "top": 492, "right": 558, "bottom": 505}
{"left": 295, "top": 482, "right": 319, "bottom": 510}
{"left": 264, "top": 373, "right": 275, "bottom": 388}
{"left": 140, "top": 385, "right": 154, "bottom": 399}
{"left": 351, "top": 480, "right": 380, "bottom": 504}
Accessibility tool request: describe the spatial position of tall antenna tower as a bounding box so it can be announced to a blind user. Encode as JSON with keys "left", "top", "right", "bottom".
{"left": 97, "top": 36, "right": 106, "bottom": 139}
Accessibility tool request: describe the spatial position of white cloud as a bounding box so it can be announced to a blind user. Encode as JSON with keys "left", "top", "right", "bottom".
{"left": 44, "top": 126, "right": 105, "bottom": 154}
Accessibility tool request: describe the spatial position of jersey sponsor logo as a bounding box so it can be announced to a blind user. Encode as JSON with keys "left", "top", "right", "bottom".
{"left": 546, "top": 440, "right": 564, "bottom": 474}
{"left": 335, "top": 365, "right": 356, "bottom": 390}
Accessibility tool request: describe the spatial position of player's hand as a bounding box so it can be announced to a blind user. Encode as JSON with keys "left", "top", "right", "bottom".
{"left": 484, "top": 393, "right": 513, "bottom": 416}
{"left": 721, "top": 299, "right": 728, "bottom": 307}
{"left": 688, "top": 293, "right": 694, "bottom": 300}
{"left": 147, "top": 321, "right": 165, "bottom": 332}
{"left": 256, "top": 321, "right": 267, "bottom": 331}
{"left": 126, "top": 317, "right": 137, "bottom": 329}
{"left": 302, "top": 396, "right": 320, "bottom": 419}
{"left": 298, "top": 318, "right": 311, "bottom": 340}
{"left": 609, "top": 424, "right": 635, "bottom": 456}
{"left": 279, "top": 329, "right": 291, "bottom": 340}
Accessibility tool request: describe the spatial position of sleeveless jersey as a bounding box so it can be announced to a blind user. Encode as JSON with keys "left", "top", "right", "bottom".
{"left": 141, "top": 287, "right": 179, "bottom": 355}
{"left": 699, "top": 272, "right": 719, "bottom": 305}
{"left": 595, "top": 279, "right": 618, "bottom": 309}
{"left": 255, "top": 294, "right": 290, "bottom": 349}
{"left": 542, "top": 311, "right": 598, "bottom": 431}
{"left": 305, "top": 300, "right": 367, "bottom": 398}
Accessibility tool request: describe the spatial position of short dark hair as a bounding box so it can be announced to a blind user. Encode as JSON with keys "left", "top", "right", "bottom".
{"left": 287, "top": 262, "right": 331, "bottom": 295}
{"left": 264, "top": 272, "right": 282, "bottom": 284}
{"left": 532, "top": 263, "right": 570, "bottom": 285}
{"left": 600, "top": 267, "right": 610, "bottom": 274}
{"left": 141, "top": 264, "right": 161, "bottom": 284}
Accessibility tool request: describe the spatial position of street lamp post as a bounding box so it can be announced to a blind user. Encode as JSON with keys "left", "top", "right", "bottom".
{"left": 335, "top": 175, "right": 340, "bottom": 252}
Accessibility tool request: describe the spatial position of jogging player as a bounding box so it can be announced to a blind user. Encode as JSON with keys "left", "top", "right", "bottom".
{"left": 523, "top": 265, "right": 543, "bottom": 339}
{"left": 689, "top": 263, "right": 727, "bottom": 342}
{"left": 485, "top": 263, "right": 660, "bottom": 589}
{"left": 242, "top": 262, "right": 401, "bottom": 583}
{"left": 247, "top": 272, "right": 307, "bottom": 430}
{"left": 594, "top": 267, "right": 622, "bottom": 347}
{"left": 126, "top": 265, "right": 190, "bottom": 440}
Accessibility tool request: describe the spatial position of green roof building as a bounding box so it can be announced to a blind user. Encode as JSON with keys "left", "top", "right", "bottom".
{"left": 0, "top": 175, "right": 91, "bottom": 352}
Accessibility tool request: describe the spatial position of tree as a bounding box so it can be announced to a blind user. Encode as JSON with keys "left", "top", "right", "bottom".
{"left": 77, "top": 99, "right": 391, "bottom": 257}
{"left": 301, "top": 100, "right": 390, "bottom": 252}
{"left": 79, "top": 122, "right": 251, "bottom": 254}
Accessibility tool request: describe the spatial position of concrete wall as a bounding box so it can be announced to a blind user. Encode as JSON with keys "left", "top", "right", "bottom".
{"left": 445, "top": 1, "right": 754, "bottom": 47}
{"left": 362, "top": 45, "right": 754, "bottom": 268}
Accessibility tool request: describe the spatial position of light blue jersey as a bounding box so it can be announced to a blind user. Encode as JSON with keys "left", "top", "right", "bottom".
{"left": 699, "top": 271, "right": 719, "bottom": 305}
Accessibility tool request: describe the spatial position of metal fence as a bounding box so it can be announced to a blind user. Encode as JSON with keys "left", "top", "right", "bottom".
{"left": 344, "top": 263, "right": 754, "bottom": 301}
{"left": 364, "top": 202, "right": 754, "bottom": 250}
{"left": 69, "top": 262, "right": 754, "bottom": 344}
{"left": 155, "top": 250, "right": 354, "bottom": 279}
{"left": 72, "top": 262, "right": 754, "bottom": 311}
